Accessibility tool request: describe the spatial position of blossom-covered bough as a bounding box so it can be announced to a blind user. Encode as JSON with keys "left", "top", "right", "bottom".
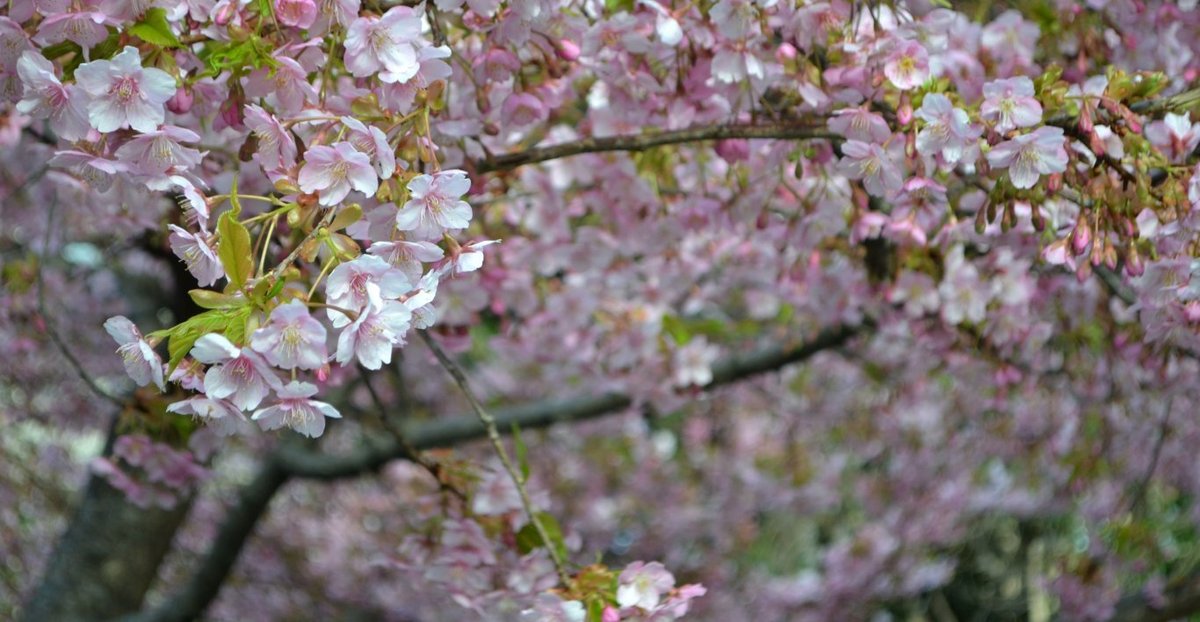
{"left": 6, "top": 0, "right": 1200, "bottom": 620}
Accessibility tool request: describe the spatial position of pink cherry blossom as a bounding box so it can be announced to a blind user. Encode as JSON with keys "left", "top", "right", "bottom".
{"left": 334, "top": 283, "right": 414, "bottom": 370}
{"left": 366, "top": 239, "right": 444, "bottom": 283}
{"left": 986, "top": 126, "right": 1069, "bottom": 189}
{"left": 344, "top": 6, "right": 423, "bottom": 82}
{"left": 251, "top": 381, "right": 341, "bottom": 438}
{"left": 1145, "top": 112, "right": 1200, "bottom": 163}
{"left": 502, "top": 92, "right": 549, "bottom": 127}
{"left": 244, "top": 56, "right": 317, "bottom": 115}
{"left": 74, "top": 46, "right": 176, "bottom": 133}
{"left": 914, "top": 93, "right": 980, "bottom": 165}
{"left": 15, "top": 51, "right": 89, "bottom": 141}
{"left": 671, "top": 337, "right": 719, "bottom": 388}
{"left": 168, "top": 225, "right": 225, "bottom": 287}
{"left": 244, "top": 105, "right": 298, "bottom": 173}
{"left": 325, "top": 255, "right": 412, "bottom": 327}
{"left": 275, "top": 0, "right": 317, "bottom": 29}
{"left": 342, "top": 116, "right": 396, "bottom": 179}
{"left": 617, "top": 561, "right": 675, "bottom": 611}
{"left": 190, "top": 333, "right": 282, "bottom": 411}
{"left": 250, "top": 300, "right": 329, "bottom": 370}
{"left": 828, "top": 106, "right": 892, "bottom": 143}
{"left": 297, "top": 142, "right": 378, "bottom": 206}
{"left": 103, "top": 316, "right": 165, "bottom": 391}
{"left": 837, "top": 139, "right": 905, "bottom": 197}
{"left": 115, "top": 126, "right": 205, "bottom": 189}
{"left": 32, "top": 11, "right": 111, "bottom": 48}
{"left": 883, "top": 40, "right": 929, "bottom": 90}
{"left": 980, "top": 77, "right": 1042, "bottom": 133}
{"left": 396, "top": 169, "right": 473, "bottom": 240}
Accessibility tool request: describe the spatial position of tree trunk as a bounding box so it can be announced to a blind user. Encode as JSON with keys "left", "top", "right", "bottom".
{"left": 21, "top": 473, "right": 192, "bottom": 622}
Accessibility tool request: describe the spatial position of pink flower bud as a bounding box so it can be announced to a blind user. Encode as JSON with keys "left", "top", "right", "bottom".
{"left": 715, "top": 138, "right": 750, "bottom": 163}
{"left": 897, "top": 101, "right": 913, "bottom": 126}
{"left": 215, "top": 1, "right": 236, "bottom": 25}
{"left": 775, "top": 43, "right": 797, "bottom": 62}
{"left": 1125, "top": 244, "right": 1144, "bottom": 276}
{"left": 166, "top": 87, "right": 194, "bottom": 114}
{"left": 555, "top": 39, "right": 581, "bottom": 62}
{"left": 1070, "top": 218, "right": 1091, "bottom": 256}
{"left": 1046, "top": 172, "right": 1063, "bottom": 193}
{"left": 602, "top": 607, "right": 620, "bottom": 622}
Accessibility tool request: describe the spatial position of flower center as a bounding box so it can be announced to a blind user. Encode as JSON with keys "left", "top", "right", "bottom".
{"left": 111, "top": 76, "right": 140, "bottom": 104}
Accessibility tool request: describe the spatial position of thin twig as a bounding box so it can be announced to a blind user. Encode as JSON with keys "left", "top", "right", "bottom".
{"left": 418, "top": 331, "right": 572, "bottom": 586}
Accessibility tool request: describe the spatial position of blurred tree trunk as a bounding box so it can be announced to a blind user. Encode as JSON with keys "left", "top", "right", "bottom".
{"left": 22, "top": 470, "right": 192, "bottom": 622}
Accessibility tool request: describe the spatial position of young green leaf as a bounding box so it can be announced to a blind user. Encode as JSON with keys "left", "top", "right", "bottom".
{"left": 217, "top": 211, "right": 254, "bottom": 290}
{"left": 128, "top": 8, "right": 182, "bottom": 48}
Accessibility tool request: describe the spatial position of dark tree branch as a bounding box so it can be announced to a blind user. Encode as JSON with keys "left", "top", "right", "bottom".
{"left": 278, "top": 324, "right": 861, "bottom": 479}
{"left": 475, "top": 122, "right": 836, "bottom": 173}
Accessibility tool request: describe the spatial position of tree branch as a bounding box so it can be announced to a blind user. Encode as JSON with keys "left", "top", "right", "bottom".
{"left": 475, "top": 122, "right": 836, "bottom": 173}
{"left": 277, "top": 323, "right": 861, "bottom": 479}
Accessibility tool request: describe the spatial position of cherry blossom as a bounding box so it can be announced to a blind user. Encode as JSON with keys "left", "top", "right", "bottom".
{"left": 837, "top": 139, "right": 905, "bottom": 197}
{"left": 167, "top": 225, "right": 224, "bottom": 287}
{"left": 334, "top": 283, "right": 413, "bottom": 369}
{"left": 914, "top": 93, "right": 980, "bottom": 165}
{"left": 1145, "top": 112, "right": 1200, "bottom": 163}
{"left": 251, "top": 381, "right": 341, "bottom": 438}
{"left": 617, "top": 561, "right": 675, "bottom": 611}
{"left": 250, "top": 300, "right": 329, "bottom": 370}
{"left": 297, "top": 142, "right": 379, "bottom": 206}
{"left": 103, "top": 316, "right": 165, "bottom": 391}
{"left": 344, "top": 6, "right": 423, "bottom": 82}
{"left": 73, "top": 46, "right": 176, "bottom": 133}
{"left": 980, "top": 77, "right": 1042, "bottom": 133}
{"left": 884, "top": 40, "right": 929, "bottom": 90}
{"left": 395, "top": 170, "right": 473, "bottom": 240}
{"left": 986, "top": 126, "right": 1069, "bottom": 189}
{"left": 14, "top": 51, "right": 89, "bottom": 141}
{"left": 190, "top": 334, "right": 282, "bottom": 411}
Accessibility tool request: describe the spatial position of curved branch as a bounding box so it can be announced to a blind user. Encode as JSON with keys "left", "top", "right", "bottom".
{"left": 475, "top": 122, "right": 837, "bottom": 173}
{"left": 277, "top": 323, "right": 861, "bottom": 479}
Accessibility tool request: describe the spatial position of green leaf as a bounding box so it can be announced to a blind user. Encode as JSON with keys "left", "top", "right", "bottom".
{"left": 515, "top": 512, "right": 567, "bottom": 560}
{"left": 189, "top": 289, "right": 249, "bottom": 310}
{"left": 661, "top": 314, "right": 690, "bottom": 345}
{"left": 217, "top": 211, "right": 254, "bottom": 290}
{"left": 128, "top": 8, "right": 181, "bottom": 48}
{"left": 164, "top": 306, "right": 252, "bottom": 373}
{"left": 512, "top": 423, "right": 530, "bottom": 482}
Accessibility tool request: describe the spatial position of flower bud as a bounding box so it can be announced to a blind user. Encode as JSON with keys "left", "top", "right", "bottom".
{"left": 715, "top": 139, "right": 750, "bottom": 163}
{"left": 1070, "top": 218, "right": 1091, "bottom": 256}
{"left": 1030, "top": 204, "right": 1046, "bottom": 231}
{"left": 897, "top": 101, "right": 913, "bottom": 126}
{"left": 776, "top": 43, "right": 797, "bottom": 62}
{"left": 555, "top": 39, "right": 581, "bottom": 62}
{"left": 1125, "top": 243, "right": 1144, "bottom": 276}
{"left": 167, "top": 87, "right": 193, "bottom": 114}
{"left": 1046, "top": 172, "right": 1063, "bottom": 193}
